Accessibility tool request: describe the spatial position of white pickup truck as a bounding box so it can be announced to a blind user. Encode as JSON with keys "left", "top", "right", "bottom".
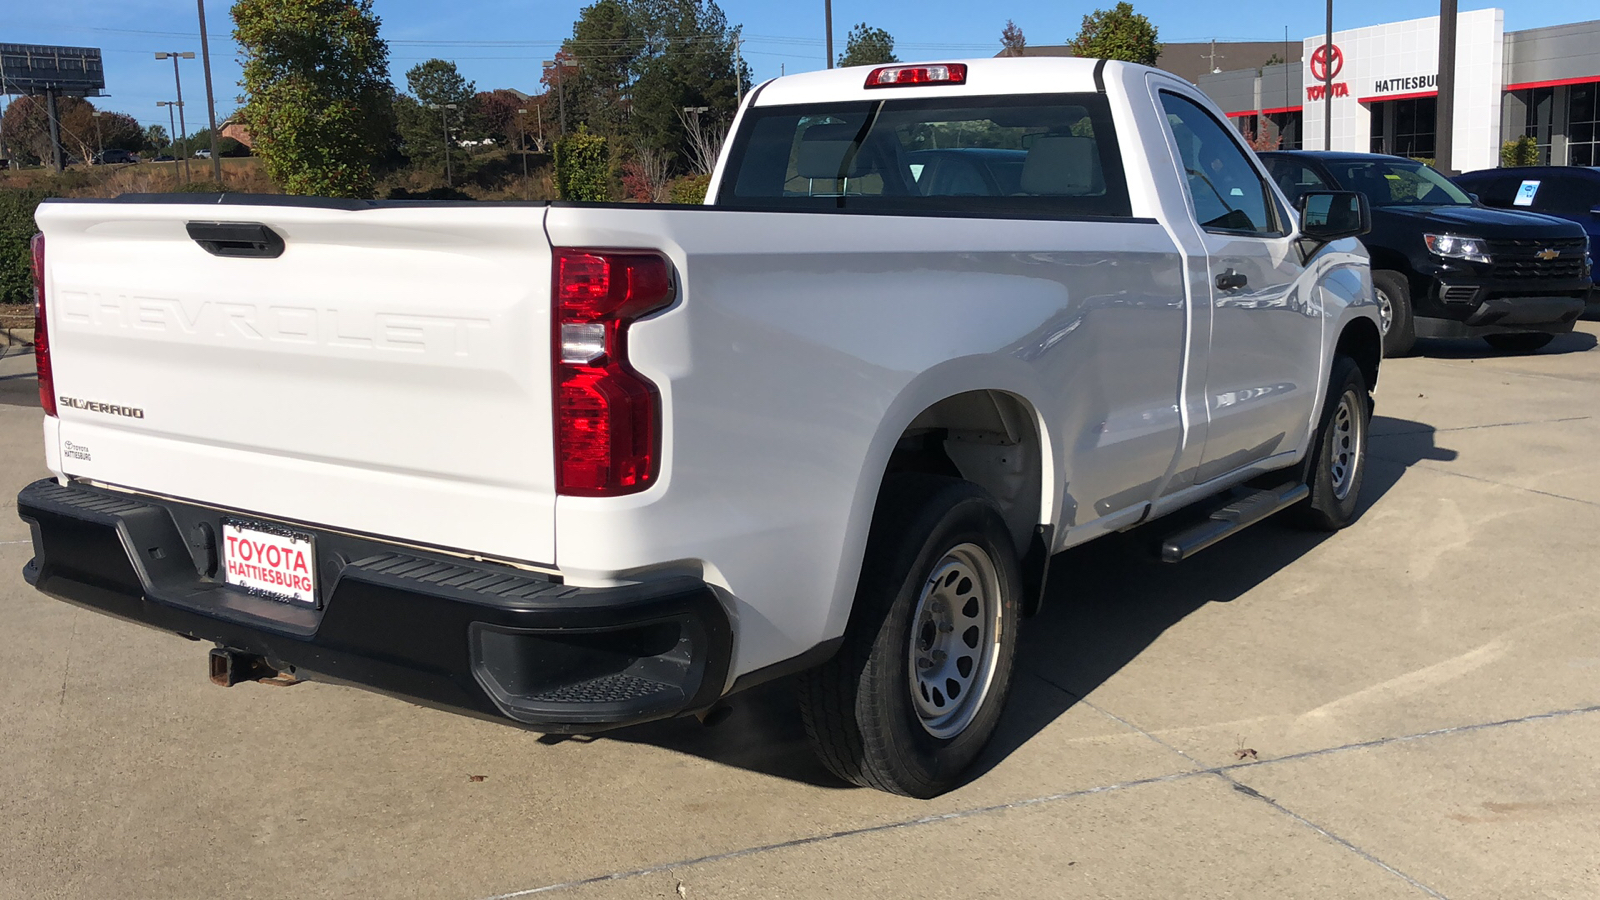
{"left": 19, "top": 58, "right": 1380, "bottom": 797}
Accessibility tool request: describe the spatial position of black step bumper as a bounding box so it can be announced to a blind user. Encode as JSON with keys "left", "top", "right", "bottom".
{"left": 16, "top": 479, "right": 732, "bottom": 732}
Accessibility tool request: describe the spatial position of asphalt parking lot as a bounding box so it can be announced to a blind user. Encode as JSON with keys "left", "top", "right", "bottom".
{"left": 3, "top": 326, "right": 1599, "bottom": 900}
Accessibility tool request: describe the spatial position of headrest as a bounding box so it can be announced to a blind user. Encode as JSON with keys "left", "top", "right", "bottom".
{"left": 796, "top": 123, "right": 868, "bottom": 179}
{"left": 1020, "top": 135, "right": 1103, "bottom": 196}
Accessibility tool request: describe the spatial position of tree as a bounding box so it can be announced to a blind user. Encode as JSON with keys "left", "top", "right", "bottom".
{"left": 1263, "top": 52, "right": 1285, "bottom": 67}
{"left": 626, "top": 0, "right": 750, "bottom": 160}
{"left": 562, "top": 0, "right": 647, "bottom": 139}
{"left": 395, "top": 59, "right": 479, "bottom": 167}
{"left": 145, "top": 124, "right": 171, "bottom": 153}
{"left": 475, "top": 89, "right": 526, "bottom": 145}
{"left": 0, "top": 97, "right": 51, "bottom": 165}
{"left": 232, "top": 0, "right": 393, "bottom": 198}
{"left": 837, "top": 23, "right": 898, "bottom": 68}
{"left": 1067, "top": 2, "right": 1160, "bottom": 66}
{"left": 1000, "top": 20, "right": 1027, "bottom": 58}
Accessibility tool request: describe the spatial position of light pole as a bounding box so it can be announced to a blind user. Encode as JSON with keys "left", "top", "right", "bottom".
{"left": 1436, "top": 0, "right": 1458, "bottom": 173}
{"left": 157, "top": 101, "right": 181, "bottom": 172}
{"left": 91, "top": 110, "right": 104, "bottom": 162}
{"left": 155, "top": 51, "right": 196, "bottom": 182}
{"left": 516, "top": 108, "right": 529, "bottom": 201}
{"left": 542, "top": 59, "right": 567, "bottom": 137}
{"left": 427, "top": 102, "right": 458, "bottom": 187}
{"left": 1323, "top": 0, "right": 1333, "bottom": 151}
{"left": 196, "top": 0, "right": 223, "bottom": 182}
{"left": 825, "top": 0, "right": 834, "bottom": 69}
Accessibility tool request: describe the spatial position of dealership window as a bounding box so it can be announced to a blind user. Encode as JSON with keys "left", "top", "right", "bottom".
{"left": 1267, "top": 111, "right": 1301, "bottom": 150}
{"left": 1568, "top": 81, "right": 1599, "bottom": 167}
{"left": 1513, "top": 86, "right": 1556, "bottom": 165}
{"left": 1369, "top": 97, "right": 1437, "bottom": 160}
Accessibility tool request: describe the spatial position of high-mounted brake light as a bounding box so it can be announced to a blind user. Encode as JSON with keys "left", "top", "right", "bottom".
{"left": 864, "top": 63, "right": 968, "bottom": 88}
{"left": 31, "top": 233, "right": 56, "bottom": 417}
{"left": 553, "top": 249, "right": 674, "bottom": 496}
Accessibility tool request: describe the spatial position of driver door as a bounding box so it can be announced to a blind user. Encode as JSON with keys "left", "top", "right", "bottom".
{"left": 1157, "top": 91, "right": 1323, "bottom": 483}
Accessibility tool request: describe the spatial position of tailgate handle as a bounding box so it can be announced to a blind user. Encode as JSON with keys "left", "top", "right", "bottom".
{"left": 186, "top": 222, "right": 285, "bottom": 259}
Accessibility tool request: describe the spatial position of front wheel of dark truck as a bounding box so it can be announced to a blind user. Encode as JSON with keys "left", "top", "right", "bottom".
{"left": 797, "top": 474, "right": 1022, "bottom": 798}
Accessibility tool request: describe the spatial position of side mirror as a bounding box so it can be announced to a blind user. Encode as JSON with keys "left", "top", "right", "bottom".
{"left": 1467, "top": 192, "right": 1481, "bottom": 205}
{"left": 1298, "top": 190, "right": 1370, "bottom": 242}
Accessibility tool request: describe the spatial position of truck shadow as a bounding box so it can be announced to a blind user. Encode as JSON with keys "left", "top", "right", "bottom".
{"left": 1411, "top": 329, "right": 1597, "bottom": 358}
{"left": 588, "top": 416, "right": 1454, "bottom": 790}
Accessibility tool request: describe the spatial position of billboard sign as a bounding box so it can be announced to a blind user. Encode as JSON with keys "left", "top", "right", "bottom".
{"left": 0, "top": 44, "right": 106, "bottom": 97}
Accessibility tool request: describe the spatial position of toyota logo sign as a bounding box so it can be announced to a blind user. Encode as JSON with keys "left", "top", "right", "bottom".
{"left": 1310, "top": 43, "right": 1345, "bottom": 81}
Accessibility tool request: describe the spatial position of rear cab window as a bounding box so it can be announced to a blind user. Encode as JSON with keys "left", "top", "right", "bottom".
{"left": 717, "top": 94, "right": 1132, "bottom": 219}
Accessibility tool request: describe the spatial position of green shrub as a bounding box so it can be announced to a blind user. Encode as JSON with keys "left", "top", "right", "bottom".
{"left": 0, "top": 189, "right": 55, "bottom": 306}
{"left": 553, "top": 126, "right": 611, "bottom": 202}
{"left": 668, "top": 174, "right": 711, "bottom": 205}
{"left": 1499, "top": 135, "right": 1538, "bottom": 167}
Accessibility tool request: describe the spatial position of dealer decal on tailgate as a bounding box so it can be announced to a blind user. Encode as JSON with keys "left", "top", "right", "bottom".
{"left": 221, "top": 520, "right": 317, "bottom": 605}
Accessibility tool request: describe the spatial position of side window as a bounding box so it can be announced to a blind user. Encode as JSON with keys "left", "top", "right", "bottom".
{"left": 1160, "top": 92, "right": 1279, "bottom": 235}
{"left": 1261, "top": 158, "right": 1328, "bottom": 206}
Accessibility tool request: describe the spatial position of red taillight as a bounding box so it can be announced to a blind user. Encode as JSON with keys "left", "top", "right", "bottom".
{"left": 864, "top": 63, "right": 968, "bottom": 88}
{"left": 31, "top": 233, "right": 56, "bottom": 417}
{"left": 553, "top": 249, "right": 674, "bottom": 496}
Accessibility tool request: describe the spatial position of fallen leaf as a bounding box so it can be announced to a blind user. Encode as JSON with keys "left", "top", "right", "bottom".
{"left": 1234, "top": 748, "right": 1258, "bottom": 761}
{"left": 676, "top": 882, "right": 688, "bottom": 898}
{"left": 468, "top": 774, "right": 486, "bottom": 782}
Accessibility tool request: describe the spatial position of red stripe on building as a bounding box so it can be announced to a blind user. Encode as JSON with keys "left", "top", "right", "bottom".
{"left": 1260, "top": 105, "right": 1303, "bottom": 115}
{"left": 1504, "top": 75, "right": 1600, "bottom": 92}
{"left": 1359, "top": 89, "right": 1438, "bottom": 103}
{"left": 1225, "top": 110, "right": 1256, "bottom": 118}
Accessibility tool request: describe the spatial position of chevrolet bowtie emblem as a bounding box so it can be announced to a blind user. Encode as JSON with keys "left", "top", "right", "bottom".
{"left": 1535, "top": 248, "right": 1560, "bottom": 260}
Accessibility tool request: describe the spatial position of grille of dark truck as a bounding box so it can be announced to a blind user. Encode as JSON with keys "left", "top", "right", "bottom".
{"left": 1487, "top": 238, "right": 1589, "bottom": 280}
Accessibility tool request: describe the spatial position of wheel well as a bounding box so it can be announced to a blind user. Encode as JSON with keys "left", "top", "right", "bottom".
{"left": 1335, "top": 316, "right": 1381, "bottom": 391}
{"left": 884, "top": 391, "right": 1044, "bottom": 554}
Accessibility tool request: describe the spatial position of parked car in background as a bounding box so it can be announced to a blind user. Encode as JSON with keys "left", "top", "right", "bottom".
{"left": 1262, "top": 151, "right": 1592, "bottom": 355}
{"left": 92, "top": 149, "right": 139, "bottom": 165}
{"left": 152, "top": 154, "right": 175, "bottom": 162}
{"left": 193, "top": 148, "right": 211, "bottom": 159}
{"left": 1453, "top": 166, "right": 1600, "bottom": 316}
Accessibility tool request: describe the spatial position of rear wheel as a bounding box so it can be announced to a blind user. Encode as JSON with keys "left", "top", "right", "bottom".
{"left": 1372, "top": 270, "right": 1416, "bottom": 358}
{"left": 1483, "top": 332, "right": 1554, "bottom": 353}
{"left": 797, "top": 474, "right": 1021, "bottom": 798}
{"left": 1292, "top": 356, "right": 1371, "bottom": 532}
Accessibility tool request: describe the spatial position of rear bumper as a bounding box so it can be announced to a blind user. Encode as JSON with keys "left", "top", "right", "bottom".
{"left": 1414, "top": 295, "right": 1586, "bottom": 339}
{"left": 16, "top": 479, "right": 732, "bottom": 732}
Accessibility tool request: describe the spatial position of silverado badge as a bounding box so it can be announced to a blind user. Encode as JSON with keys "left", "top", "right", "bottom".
{"left": 1535, "top": 248, "right": 1560, "bottom": 260}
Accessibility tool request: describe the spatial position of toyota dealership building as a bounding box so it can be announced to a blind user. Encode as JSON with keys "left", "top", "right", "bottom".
{"left": 1194, "top": 10, "right": 1600, "bottom": 171}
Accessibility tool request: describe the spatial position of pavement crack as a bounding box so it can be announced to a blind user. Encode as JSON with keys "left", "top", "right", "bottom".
{"left": 1370, "top": 414, "right": 1592, "bottom": 438}
{"left": 1362, "top": 458, "right": 1600, "bottom": 509}
{"left": 473, "top": 702, "right": 1600, "bottom": 898}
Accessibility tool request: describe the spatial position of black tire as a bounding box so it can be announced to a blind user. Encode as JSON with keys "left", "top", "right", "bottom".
{"left": 796, "top": 474, "right": 1022, "bottom": 798}
{"left": 1483, "top": 332, "right": 1555, "bottom": 354}
{"left": 1372, "top": 270, "right": 1416, "bottom": 358}
{"left": 1291, "top": 356, "right": 1371, "bottom": 532}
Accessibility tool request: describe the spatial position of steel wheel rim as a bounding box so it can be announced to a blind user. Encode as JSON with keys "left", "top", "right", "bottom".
{"left": 1329, "top": 388, "right": 1364, "bottom": 500}
{"left": 907, "top": 542, "right": 1004, "bottom": 740}
{"left": 1375, "top": 288, "right": 1394, "bottom": 336}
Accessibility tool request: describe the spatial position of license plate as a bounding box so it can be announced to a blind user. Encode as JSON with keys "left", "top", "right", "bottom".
{"left": 221, "top": 520, "right": 317, "bottom": 606}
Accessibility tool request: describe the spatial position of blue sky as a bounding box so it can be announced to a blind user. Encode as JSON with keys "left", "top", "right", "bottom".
{"left": 3, "top": 0, "right": 1583, "bottom": 132}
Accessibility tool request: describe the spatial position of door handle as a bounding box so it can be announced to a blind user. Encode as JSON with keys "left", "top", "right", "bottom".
{"left": 1215, "top": 269, "right": 1248, "bottom": 291}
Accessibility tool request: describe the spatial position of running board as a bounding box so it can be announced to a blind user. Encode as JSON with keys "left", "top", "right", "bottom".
{"left": 1159, "top": 482, "right": 1310, "bottom": 563}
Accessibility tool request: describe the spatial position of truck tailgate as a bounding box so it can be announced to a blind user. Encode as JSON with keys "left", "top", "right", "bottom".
{"left": 35, "top": 199, "right": 557, "bottom": 565}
